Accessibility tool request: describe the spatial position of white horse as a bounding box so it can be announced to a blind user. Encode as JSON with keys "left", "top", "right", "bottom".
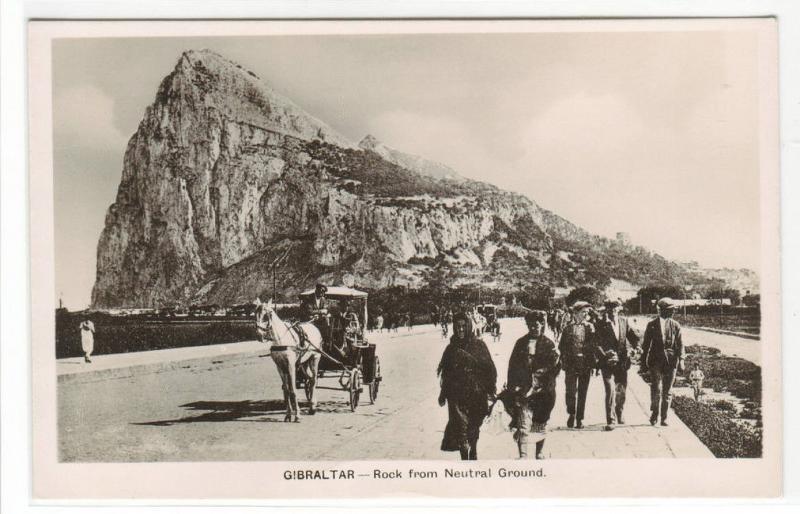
{"left": 254, "top": 298, "right": 322, "bottom": 422}
{"left": 471, "top": 308, "right": 487, "bottom": 336}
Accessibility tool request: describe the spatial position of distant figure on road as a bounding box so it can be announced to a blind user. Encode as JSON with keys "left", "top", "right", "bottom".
{"left": 689, "top": 362, "right": 705, "bottom": 401}
{"left": 374, "top": 314, "right": 384, "bottom": 333}
{"left": 558, "top": 301, "right": 596, "bottom": 429}
{"left": 437, "top": 312, "right": 497, "bottom": 460}
{"left": 506, "top": 310, "right": 561, "bottom": 459}
{"left": 79, "top": 317, "right": 95, "bottom": 363}
{"left": 594, "top": 299, "right": 640, "bottom": 429}
{"left": 641, "top": 297, "right": 685, "bottom": 426}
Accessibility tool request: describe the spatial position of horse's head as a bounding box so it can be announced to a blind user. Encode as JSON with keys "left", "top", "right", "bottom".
{"left": 254, "top": 297, "right": 278, "bottom": 342}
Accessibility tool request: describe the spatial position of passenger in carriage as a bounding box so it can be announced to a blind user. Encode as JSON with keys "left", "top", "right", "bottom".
{"left": 341, "top": 300, "right": 362, "bottom": 349}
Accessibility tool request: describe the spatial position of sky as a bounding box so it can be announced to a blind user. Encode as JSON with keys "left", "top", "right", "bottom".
{"left": 53, "top": 31, "right": 762, "bottom": 309}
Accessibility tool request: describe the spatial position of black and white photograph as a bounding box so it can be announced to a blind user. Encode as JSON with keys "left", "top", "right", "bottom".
{"left": 27, "top": 18, "right": 781, "bottom": 499}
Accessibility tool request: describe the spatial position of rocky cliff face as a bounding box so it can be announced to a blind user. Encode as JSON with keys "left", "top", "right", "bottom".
{"left": 93, "top": 49, "right": 732, "bottom": 308}
{"left": 92, "top": 50, "right": 557, "bottom": 308}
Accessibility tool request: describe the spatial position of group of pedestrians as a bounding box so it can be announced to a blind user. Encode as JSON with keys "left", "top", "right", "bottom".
{"left": 436, "top": 297, "right": 686, "bottom": 460}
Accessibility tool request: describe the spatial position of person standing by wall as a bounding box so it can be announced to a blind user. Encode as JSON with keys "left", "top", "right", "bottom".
{"left": 79, "top": 317, "right": 95, "bottom": 363}
{"left": 437, "top": 312, "right": 497, "bottom": 460}
{"left": 558, "top": 301, "right": 596, "bottom": 429}
{"left": 640, "top": 298, "right": 685, "bottom": 426}
{"left": 594, "top": 300, "right": 640, "bottom": 429}
{"left": 506, "top": 310, "right": 561, "bottom": 459}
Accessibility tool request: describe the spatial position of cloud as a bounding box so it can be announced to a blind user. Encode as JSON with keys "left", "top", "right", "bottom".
{"left": 53, "top": 85, "right": 129, "bottom": 153}
{"left": 519, "top": 92, "right": 644, "bottom": 168}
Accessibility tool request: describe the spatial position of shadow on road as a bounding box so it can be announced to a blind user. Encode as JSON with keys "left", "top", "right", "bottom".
{"left": 132, "top": 397, "right": 371, "bottom": 426}
{"left": 132, "top": 399, "right": 290, "bottom": 426}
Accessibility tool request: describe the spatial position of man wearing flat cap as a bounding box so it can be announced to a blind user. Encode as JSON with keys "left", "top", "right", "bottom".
{"left": 595, "top": 300, "right": 640, "bottom": 429}
{"left": 640, "top": 297, "right": 685, "bottom": 426}
{"left": 506, "top": 310, "right": 561, "bottom": 459}
{"left": 558, "top": 301, "right": 597, "bottom": 429}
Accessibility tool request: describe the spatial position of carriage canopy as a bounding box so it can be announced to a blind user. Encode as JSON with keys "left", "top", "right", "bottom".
{"left": 299, "top": 286, "right": 369, "bottom": 330}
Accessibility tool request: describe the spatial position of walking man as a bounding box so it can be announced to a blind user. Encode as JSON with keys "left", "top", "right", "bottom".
{"left": 640, "top": 297, "right": 685, "bottom": 426}
{"left": 506, "top": 310, "right": 561, "bottom": 459}
{"left": 558, "top": 301, "right": 596, "bottom": 429}
{"left": 595, "top": 300, "right": 640, "bottom": 429}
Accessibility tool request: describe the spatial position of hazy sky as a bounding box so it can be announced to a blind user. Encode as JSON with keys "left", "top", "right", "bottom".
{"left": 53, "top": 31, "right": 762, "bottom": 309}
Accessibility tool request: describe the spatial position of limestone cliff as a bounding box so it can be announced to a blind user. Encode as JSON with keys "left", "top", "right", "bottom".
{"left": 92, "top": 49, "right": 712, "bottom": 308}
{"left": 92, "top": 50, "right": 555, "bottom": 307}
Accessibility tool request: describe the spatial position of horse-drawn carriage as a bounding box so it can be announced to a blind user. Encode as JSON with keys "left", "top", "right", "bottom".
{"left": 477, "top": 304, "right": 501, "bottom": 340}
{"left": 295, "top": 287, "right": 382, "bottom": 411}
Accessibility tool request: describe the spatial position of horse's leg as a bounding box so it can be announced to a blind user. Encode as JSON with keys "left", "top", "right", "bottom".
{"left": 271, "top": 351, "right": 292, "bottom": 422}
{"left": 306, "top": 352, "right": 321, "bottom": 414}
{"left": 286, "top": 350, "right": 300, "bottom": 422}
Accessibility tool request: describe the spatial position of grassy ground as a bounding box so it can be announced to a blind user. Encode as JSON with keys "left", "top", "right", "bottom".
{"left": 671, "top": 344, "right": 762, "bottom": 458}
{"left": 673, "top": 311, "right": 760, "bottom": 336}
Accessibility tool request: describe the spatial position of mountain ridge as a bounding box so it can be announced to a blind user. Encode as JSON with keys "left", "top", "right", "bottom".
{"left": 357, "top": 134, "right": 463, "bottom": 182}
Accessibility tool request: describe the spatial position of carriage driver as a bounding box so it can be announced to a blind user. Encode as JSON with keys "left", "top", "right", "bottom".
{"left": 301, "top": 284, "right": 331, "bottom": 345}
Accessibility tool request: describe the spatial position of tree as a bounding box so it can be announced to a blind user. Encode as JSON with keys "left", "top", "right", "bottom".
{"left": 635, "top": 284, "right": 684, "bottom": 314}
{"left": 566, "top": 286, "right": 604, "bottom": 307}
{"left": 742, "top": 293, "right": 760, "bottom": 307}
{"left": 705, "top": 286, "right": 742, "bottom": 306}
{"left": 518, "top": 284, "right": 555, "bottom": 310}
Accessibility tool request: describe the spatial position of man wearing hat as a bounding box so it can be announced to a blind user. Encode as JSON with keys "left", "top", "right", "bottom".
{"left": 301, "top": 284, "right": 331, "bottom": 343}
{"left": 595, "top": 300, "right": 640, "bottom": 429}
{"left": 506, "top": 310, "right": 561, "bottom": 459}
{"left": 558, "top": 301, "right": 597, "bottom": 429}
{"left": 640, "top": 297, "right": 685, "bottom": 426}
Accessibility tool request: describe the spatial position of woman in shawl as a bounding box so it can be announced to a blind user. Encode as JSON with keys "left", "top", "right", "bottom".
{"left": 506, "top": 310, "right": 561, "bottom": 459}
{"left": 437, "top": 311, "right": 498, "bottom": 460}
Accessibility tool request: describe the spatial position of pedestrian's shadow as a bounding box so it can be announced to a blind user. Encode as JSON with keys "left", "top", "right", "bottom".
{"left": 131, "top": 400, "right": 289, "bottom": 426}
{"left": 552, "top": 423, "right": 656, "bottom": 432}
{"left": 551, "top": 424, "right": 612, "bottom": 432}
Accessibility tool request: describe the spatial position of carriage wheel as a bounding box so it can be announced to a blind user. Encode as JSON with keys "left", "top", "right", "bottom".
{"left": 369, "top": 356, "right": 381, "bottom": 404}
{"left": 349, "top": 368, "right": 362, "bottom": 412}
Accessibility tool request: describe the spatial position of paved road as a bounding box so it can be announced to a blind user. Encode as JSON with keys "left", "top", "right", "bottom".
{"left": 59, "top": 319, "right": 715, "bottom": 462}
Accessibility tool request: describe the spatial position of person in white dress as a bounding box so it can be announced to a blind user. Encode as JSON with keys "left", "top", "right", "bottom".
{"left": 79, "top": 318, "right": 95, "bottom": 363}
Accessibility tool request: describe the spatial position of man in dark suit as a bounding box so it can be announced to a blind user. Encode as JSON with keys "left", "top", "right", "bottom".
{"left": 640, "top": 297, "right": 685, "bottom": 426}
{"left": 595, "top": 300, "right": 640, "bottom": 429}
{"left": 558, "top": 301, "right": 596, "bottom": 429}
{"left": 301, "top": 284, "right": 330, "bottom": 343}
